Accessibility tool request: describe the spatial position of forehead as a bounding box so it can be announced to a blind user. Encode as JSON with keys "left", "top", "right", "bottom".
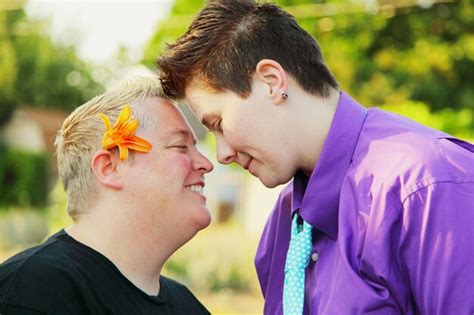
{"left": 142, "top": 97, "right": 196, "bottom": 140}
{"left": 184, "top": 82, "right": 242, "bottom": 115}
{"left": 185, "top": 82, "right": 217, "bottom": 104}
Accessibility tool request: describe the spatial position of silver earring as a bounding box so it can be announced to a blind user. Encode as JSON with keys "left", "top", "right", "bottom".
{"left": 281, "top": 91, "right": 288, "bottom": 100}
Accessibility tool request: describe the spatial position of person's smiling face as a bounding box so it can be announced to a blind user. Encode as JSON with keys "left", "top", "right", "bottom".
{"left": 121, "top": 97, "right": 214, "bottom": 237}
{"left": 185, "top": 81, "right": 300, "bottom": 188}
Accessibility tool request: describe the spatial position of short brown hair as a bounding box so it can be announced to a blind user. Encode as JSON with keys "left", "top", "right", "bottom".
{"left": 157, "top": 0, "right": 338, "bottom": 99}
{"left": 54, "top": 77, "right": 167, "bottom": 220}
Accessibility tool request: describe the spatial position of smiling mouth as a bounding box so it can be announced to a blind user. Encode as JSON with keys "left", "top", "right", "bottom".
{"left": 185, "top": 185, "right": 204, "bottom": 194}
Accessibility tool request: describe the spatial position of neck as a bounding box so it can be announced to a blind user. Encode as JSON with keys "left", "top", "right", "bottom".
{"left": 66, "top": 202, "right": 175, "bottom": 296}
{"left": 290, "top": 87, "right": 340, "bottom": 176}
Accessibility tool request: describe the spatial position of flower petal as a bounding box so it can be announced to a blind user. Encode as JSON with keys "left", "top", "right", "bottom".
{"left": 118, "top": 144, "right": 128, "bottom": 161}
{"left": 122, "top": 136, "right": 152, "bottom": 152}
{"left": 98, "top": 113, "right": 111, "bottom": 131}
{"left": 123, "top": 118, "right": 139, "bottom": 134}
{"left": 114, "top": 105, "right": 131, "bottom": 130}
{"left": 102, "top": 137, "right": 117, "bottom": 150}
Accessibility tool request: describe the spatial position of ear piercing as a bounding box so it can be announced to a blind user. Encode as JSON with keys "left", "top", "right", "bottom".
{"left": 281, "top": 91, "right": 288, "bottom": 100}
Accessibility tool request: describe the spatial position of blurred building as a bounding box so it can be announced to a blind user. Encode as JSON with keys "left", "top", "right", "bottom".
{"left": 0, "top": 106, "right": 67, "bottom": 186}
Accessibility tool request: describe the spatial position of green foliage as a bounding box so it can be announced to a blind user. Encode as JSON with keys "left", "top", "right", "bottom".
{"left": 0, "top": 11, "right": 18, "bottom": 125}
{"left": 44, "top": 181, "right": 73, "bottom": 235}
{"left": 142, "top": 0, "right": 203, "bottom": 68}
{"left": 0, "top": 208, "right": 48, "bottom": 250}
{"left": 354, "top": 2, "right": 474, "bottom": 111}
{"left": 12, "top": 32, "right": 102, "bottom": 111}
{"left": 381, "top": 100, "right": 473, "bottom": 141}
{"left": 0, "top": 146, "right": 49, "bottom": 208}
{"left": 0, "top": 5, "right": 103, "bottom": 127}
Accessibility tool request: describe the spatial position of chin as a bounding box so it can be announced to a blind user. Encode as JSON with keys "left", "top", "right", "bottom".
{"left": 259, "top": 173, "right": 292, "bottom": 189}
{"left": 261, "top": 180, "right": 279, "bottom": 188}
{"left": 193, "top": 208, "right": 212, "bottom": 231}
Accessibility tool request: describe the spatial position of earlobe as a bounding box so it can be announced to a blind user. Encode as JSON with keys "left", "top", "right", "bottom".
{"left": 91, "top": 150, "right": 123, "bottom": 190}
{"left": 255, "top": 59, "right": 288, "bottom": 104}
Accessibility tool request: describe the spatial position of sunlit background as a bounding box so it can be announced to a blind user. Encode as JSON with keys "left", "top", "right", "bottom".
{"left": 0, "top": 0, "right": 472, "bottom": 314}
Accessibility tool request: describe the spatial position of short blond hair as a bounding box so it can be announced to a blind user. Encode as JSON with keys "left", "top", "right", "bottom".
{"left": 55, "top": 77, "right": 169, "bottom": 220}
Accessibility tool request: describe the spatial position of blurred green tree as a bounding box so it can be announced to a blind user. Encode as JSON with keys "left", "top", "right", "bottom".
{"left": 0, "top": 2, "right": 104, "bottom": 209}
{"left": 348, "top": 0, "right": 473, "bottom": 111}
{"left": 0, "top": 2, "right": 103, "bottom": 126}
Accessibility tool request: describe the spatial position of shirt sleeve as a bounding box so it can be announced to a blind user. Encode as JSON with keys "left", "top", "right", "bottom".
{"left": 399, "top": 180, "right": 474, "bottom": 314}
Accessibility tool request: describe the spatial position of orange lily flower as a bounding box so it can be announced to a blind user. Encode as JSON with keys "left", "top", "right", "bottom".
{"left": 98, "top": 105, "right": 152, "bottom": 161}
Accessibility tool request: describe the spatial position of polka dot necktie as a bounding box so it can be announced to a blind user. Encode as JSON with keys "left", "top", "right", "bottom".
{"left": 283, "top": 213, "right": 313, "bottom": 315}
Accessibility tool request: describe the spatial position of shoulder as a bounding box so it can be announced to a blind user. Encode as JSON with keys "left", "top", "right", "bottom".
{"left": 0, "top": 238, "right": 89, "bottom": 313}
{"left": 161, "top": 275, "right": 196, "bottom": 298}
{"left": 351, "top": 108, "right": 473, "bottom": 200}
{"left": 1, "top": 234, "right": 80, "bottom": 281}
{"left": 161, "top": 275, "right": 187, "bottom": 289}
{"left": 0, "top": 303, "right": 46, "bottom": 314}
{"left": 1, "top": 238, "right": 70, "bottom": 287}
{"left": 160, "top": 276, "right": 209, "bottom": 314}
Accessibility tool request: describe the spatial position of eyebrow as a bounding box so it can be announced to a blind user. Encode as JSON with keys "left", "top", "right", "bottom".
{"left": 163, "top": 129, "right": 197, "bottom": 145}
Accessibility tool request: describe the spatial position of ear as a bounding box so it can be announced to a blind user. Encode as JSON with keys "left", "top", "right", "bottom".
{"left": 91, "top": 149, "right": 123, "bottom": 190}
{"left": 254, "top": 59, "right": 288, "bottom": 104}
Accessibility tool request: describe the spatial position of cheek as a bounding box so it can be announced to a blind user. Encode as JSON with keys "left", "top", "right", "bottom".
{"left": 154, "top": 153, "right": 193, "bottom": 186}
{"left": 225, "top": 109, "right": 255, "bottom": 140}
{"left": 223, "top": 120, "right": 255, "bottom": 149}
{"left": 254, "top": 144, "right": 291, "bottom": 173}
{"left": 135, "top": 153, "right": 192, "bottom": 186}
{"left": 225, "top": 112, "right": 273, "bottom": 152}
{"left": 172, "top": 154, "right": 193, "bottom": 175}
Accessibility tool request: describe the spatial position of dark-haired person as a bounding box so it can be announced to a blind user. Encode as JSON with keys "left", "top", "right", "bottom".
{"left": 156, "top": 1, "right": 474, "bottom": 314}
{"left": 0, "top": 78, "right": 212, "bottom": 314}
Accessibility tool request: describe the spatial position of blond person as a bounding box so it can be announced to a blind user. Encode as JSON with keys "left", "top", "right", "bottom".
{"left": 0, "top": 78, "right": 212, "bottom": 314}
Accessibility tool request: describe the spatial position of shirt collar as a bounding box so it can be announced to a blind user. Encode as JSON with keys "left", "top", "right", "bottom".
{"left": 291, "top": 91, "right": 368, "bottom": 239}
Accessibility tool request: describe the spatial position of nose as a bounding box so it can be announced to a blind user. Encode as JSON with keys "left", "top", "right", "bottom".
{"left": 215, "top": 135, "right": 237, "bottom": 165}
{"left": 194, "top": 150, "right": 214, "bottom": 174}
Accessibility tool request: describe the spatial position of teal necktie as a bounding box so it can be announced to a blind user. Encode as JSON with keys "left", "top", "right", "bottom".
{"left": 283, "top": 213, "right": 313, "bottom": 315}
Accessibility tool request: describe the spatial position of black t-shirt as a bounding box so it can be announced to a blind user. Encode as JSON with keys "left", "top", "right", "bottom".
{"left": 0, "top": 230, "right": 210, "bottom": 315}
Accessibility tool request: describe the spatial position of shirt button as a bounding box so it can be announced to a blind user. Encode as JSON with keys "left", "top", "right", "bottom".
{"left": 311, "top": 252, "right": 319, "bottom": 262}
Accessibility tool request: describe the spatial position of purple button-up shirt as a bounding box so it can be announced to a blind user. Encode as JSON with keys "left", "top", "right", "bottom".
{"left": 255, "top": 92, "right": 474, "bottom": 314}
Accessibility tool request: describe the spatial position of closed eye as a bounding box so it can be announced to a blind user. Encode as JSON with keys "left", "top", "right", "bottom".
{"left": 170, "top": 144, "right": 189, "bottom": 152}
{"left": 213, "top": 119, "right": 223, "bottom": 132}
